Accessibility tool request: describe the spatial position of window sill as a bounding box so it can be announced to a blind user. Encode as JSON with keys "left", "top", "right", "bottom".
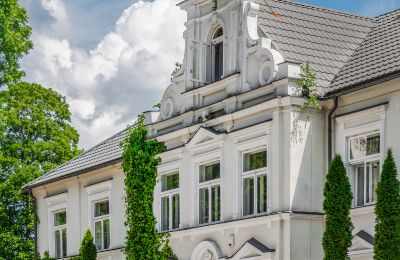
{"left": 350, "top": 204, "right": 375, "bottom": 216}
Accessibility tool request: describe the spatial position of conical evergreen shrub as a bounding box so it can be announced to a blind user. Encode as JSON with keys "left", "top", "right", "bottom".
{"left": 79, "top": 229, "right": 97, "bottom": 260}
{"left": 374, "top": 149, "right": 400, "bottom": 259}
{"left": 322, "top": 155, "right": 353, "bottom": 259}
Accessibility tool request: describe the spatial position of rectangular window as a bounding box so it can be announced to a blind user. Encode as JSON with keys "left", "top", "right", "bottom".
{"left": 242, "top": 149, "right": 268, "bottom": 216}
{"left": 94, "top": 200, "right": 110, "bottom": 251}
{"left": 160, "top": 172, "right": 180, "bottom": 231}
{"left": 348, "top": 132, "right": 381, "bottom": 207}
{"left": 54, "top": 211, "right": 67, "bottom": 258}
{"left": 199, "top": 162, "right": 221, "bottom": 224}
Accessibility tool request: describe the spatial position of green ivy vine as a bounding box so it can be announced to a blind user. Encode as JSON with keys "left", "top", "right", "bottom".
{"left": 121, "top": 114, "right": 176, "bottom": 260}
{"left": 299, "top": 62, "right": 321, "bottom": 110}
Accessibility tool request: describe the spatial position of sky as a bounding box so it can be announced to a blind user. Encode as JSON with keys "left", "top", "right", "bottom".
{"left": 20, "top": 0, "right": 400, "bottom": 149}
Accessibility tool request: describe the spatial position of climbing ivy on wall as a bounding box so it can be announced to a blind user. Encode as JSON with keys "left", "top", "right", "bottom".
{"left": 299, "top": 62, "right": 321, "bottom": 110}
{"left": 121, "top": 114, "right": 176, "bottom": 260}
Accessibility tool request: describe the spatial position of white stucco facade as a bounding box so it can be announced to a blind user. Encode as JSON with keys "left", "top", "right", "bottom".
{"left": 28, "top": 0, "right": 400, "bottom": 259}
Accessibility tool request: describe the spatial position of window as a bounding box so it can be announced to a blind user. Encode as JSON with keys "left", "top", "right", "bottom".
{"left": 348, "top": 132, "right": 381, "bottom": 207}
{"left": 242, "top": 150, "right": 268, "bottom": 216}
{"left": 54, "top": 210, "right": 67, "bottom": 258}
{"left": 199, "top": 162, "right": 221, "bottom": 224}
{"left": 211, "top": 27, "right": 223, "bottom": 82}
{"left": 94, "top": 200, "right": 110, "bottom": 251}
{"left": 160, "top": 172, "right": 180, "bottom": 231}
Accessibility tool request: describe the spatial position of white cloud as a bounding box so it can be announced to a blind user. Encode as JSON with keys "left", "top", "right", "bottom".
{"left": 22, "top": 0, "right": 186, "bottom": 148}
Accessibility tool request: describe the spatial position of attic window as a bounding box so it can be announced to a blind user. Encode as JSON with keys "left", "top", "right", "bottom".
{"left": 211, "top": 27, "right": 224, "bottom": 82}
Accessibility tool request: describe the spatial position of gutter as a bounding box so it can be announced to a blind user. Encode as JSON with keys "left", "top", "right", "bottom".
{"left": 327, "top": 96, "right": 338, "bottom": 163}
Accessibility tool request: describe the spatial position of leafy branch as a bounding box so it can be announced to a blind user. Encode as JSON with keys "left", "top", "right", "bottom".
{"left": 299, "top": 62, "right": 321, "bottom": 110}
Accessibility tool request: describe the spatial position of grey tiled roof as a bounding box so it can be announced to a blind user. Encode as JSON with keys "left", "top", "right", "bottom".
{"left": 328, "top": 9, "right": 400, "bottom": 94}
{"left": 257, "top": 0, "right": 375, "bottom": 90}
{"left": 24, "top": 128, "right": 128, "bottom": 189}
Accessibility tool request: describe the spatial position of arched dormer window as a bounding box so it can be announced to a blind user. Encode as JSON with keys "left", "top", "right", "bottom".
{"left": 211, "top": 26, "right": 223, "bottom": 82}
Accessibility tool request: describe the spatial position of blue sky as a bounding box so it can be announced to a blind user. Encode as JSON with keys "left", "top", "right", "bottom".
{"left": 19, "top": 0, "right": 400, "bottom": 149}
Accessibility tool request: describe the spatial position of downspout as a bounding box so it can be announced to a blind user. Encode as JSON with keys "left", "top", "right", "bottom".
{"left": 211, "top": 0, "right": 217, "bottom": 11}
{"left": 29, "top": 189, "right": 38, "bottom": 260}
{"left": 327, "top": 96, "right": 338, "bottom": 162}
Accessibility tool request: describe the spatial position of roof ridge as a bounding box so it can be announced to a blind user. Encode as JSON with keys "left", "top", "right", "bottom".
{"left": 265, "top": 0, "right": 374, "bottom": 21}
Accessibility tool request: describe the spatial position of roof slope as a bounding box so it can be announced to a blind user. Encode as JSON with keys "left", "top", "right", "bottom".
{"left": 257, "top": 0, "right": 375, "bottom": 90}
{"left": 24, "top": 128, "right": 128, "bottom": 189}
{"left": 329, "top": 9, "right": 400, "bottom": 94}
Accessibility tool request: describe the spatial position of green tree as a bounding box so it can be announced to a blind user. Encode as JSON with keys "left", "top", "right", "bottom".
{"left": 374, "top": 149, "right": 400, "bottom": 259}
{"left": 0, "top": 0, "right": 33, "bottom": 87}
{"left": 79, "top": 229, "right": 97, "bottom": 260}
{"left": 322, "top": 155, "right": 353, "bottom": 259}
{"left": 0, "top": 82, "right": 81, "bottom": 259}
{"left": 121, "top": 115, "right": 176, "bottom": 260}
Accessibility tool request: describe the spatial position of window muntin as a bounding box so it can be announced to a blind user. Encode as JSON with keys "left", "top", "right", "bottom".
{"left": 160, "top": 172, "right": 180, "bottom": 231}
{"left": 242, "top": 149, "right": 268, "bottom": 216}
{"left": 355, "top": 161, "right": 380, "bottom": 207}
{"left": 198, "top": 162, "right": 221, "bottom": 225}
{"left": 93, "top": 200, "right": 110, "bottom": 251}
{"left": 54, "top": 210, "right": 67, "bottom": 258}
{"left": 349, "top": 133, "right": 380, "bottom": 161}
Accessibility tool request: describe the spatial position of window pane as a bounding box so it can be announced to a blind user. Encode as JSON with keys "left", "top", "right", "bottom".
{"left": 95, "top": 221, "right": 102, "bottom": 250}
{"left": 243, "top": 178, "right": 254, "bottom": 216}
{"left": 199, "top": 188, "right": 209, "bottom": 224}
{"left": 95, "top": 201, "right": 109, "bottom": 217}
{"left": 350, "top": 137, "right": 367, "bottom": 160}
{"left": 161, "top": 196, "right": 169, "bottom": 231}
{"left": 103, "top": 219, "right": 110, "bottom": 249}
{"left": 356, "top": 165, "right": 365, "bottom": 206}
{"left": 371, "top": 161, "right": 380, "bottom": 202}
{"left": 211, "top": 186, "right": 220, "bottom": 222}
{"left": 199, "top": 162, "right": 220, "bottom": 183}
{"left": 366, "top": 135, "right": 380, "bottom": 156}
{"left": 258, "top": 175, "right": 268, "bottom": 213}
{"left": 55, "top": 230, "right": 61, "bottom": 258}
{"left": 54, "top": 211, "right": 66, "bottom": 226}
{"left": 161, "top": 172, "right": 179, "bottom": 191}
{"left": 213, "top": 27, "right": 223, "bottom": 39}
{"left": 244, "top": 150, "right": 267, "bottom": 172}
{"left": 62, "top": 228, "right": 67, "bottom": 257}
{"left": 172, "top": 195, "right": 180, "bottom": 229}
{"left": 366, "top": 163, "right": 370, "bottom": 203}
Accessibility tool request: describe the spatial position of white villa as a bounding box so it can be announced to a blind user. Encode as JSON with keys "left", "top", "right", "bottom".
{"left": 23, "top": 0, "right": 400, "bottom": 259}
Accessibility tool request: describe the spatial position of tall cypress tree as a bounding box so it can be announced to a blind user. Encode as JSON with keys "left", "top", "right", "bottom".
{"left": 322, "top": 155, "right": 353, "bottom": 259}
{"left": 374, "top": 149, "right": 400, "bottom": 259}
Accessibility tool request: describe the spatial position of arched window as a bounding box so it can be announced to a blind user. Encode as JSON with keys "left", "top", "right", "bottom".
{"left": 211, "top": 27, "right": 223, "bottom": 82}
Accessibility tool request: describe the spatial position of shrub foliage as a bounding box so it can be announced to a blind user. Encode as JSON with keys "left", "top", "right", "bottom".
{"left": 374, "top": 149, "right": 400, "bottom": 259}
{"left": 121, "top": 115, "right": 176, "bottom": 259}
{"left": 79, "top": 229, "right": 97, "bottom": 260}
{"left": 322, "top": 155, "right": 353, "bottom": 259}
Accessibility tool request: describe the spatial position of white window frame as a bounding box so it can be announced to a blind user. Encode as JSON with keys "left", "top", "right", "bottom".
{"left": 93, "top": 199, "right": 110, "bottom": 251}
{"left": 85, "top": 180, "right": 112, "bottom": 251}
{"left": 53, "top": 210, "right": 67, "bottom": 258}
{"left": 45, "top": 192, "right": 68, "bottom": 258}
{"left": 346, "top": 130, "right": 382, "bottom": 208}
{"left": 241, "top": 148, "right": 269, "bottom": 218}
{"left": 197, "top": 160, "right": 222, "bottom": 225}
{"left": 336, "top": 105, "right": 386, "bottom": 209}
{"left": 160, "top": 170, "right": 180, "bottom": 231}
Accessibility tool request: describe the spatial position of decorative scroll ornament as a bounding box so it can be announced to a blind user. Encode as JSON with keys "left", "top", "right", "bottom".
{"left": 160, "top": 83, "right": 183, "bottom": 120}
